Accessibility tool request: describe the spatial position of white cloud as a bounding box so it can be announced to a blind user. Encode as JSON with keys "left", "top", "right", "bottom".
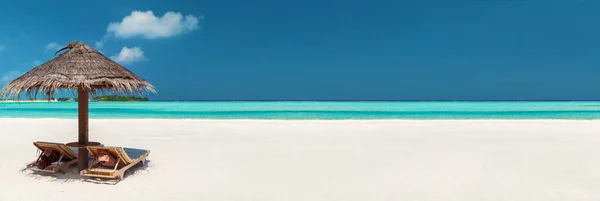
{"left": 107, "top": 10, "right": 199, "bottom": 39}
{"left": 110, "top": 46, "right": 145, "bottom": 64}
{"left": 32, "top": 60, "right": 42, "bottom": 66}
{"left": 95, "top": 40, "right": 104, "bottom": 48}
{"left": 0, "top": 45, "right": 6, "bottom": 52}
{"left": 94, "top": 34, "right": 110, "bottom": 49}
{"left": 1, "top": 71, "right": 22, "bottom": 84}
{"left": 44, "top": 42, "right": 62, "bottom": 53}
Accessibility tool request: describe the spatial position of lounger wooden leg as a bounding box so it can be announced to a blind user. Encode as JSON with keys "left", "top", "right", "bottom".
{"left": 60, "top": 159, "right": 73, "bottom": 174}
{"left": 113, "top": 158, "right": 121, "bottom": 171}
{"left": 55, "top": 153, "right": 65, "bottom": 173}
{"left": 27, "top": 162, "right": 35, "bottom": 169}
{"left": 60, "top": 166, "right": 67, "bottom": 174}
{"left": 58, "top": 161, "right": 65, "bottom": 174}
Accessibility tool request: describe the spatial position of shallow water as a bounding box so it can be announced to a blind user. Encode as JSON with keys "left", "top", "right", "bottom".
{"left": 1, "top": 101, "right": 600, "bottom": 119}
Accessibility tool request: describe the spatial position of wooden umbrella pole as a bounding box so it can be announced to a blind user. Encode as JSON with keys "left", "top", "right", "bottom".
{"left": 77, "top": 87, "right": 89, "bottom": 171}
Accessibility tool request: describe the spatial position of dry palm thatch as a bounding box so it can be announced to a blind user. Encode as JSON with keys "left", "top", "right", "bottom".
{"left": 1, "top": 41, "right": 156, "bottom": 99}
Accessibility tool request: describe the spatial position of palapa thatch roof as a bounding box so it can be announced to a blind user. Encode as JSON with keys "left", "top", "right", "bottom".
{"left": 1, "top": 41, "right": 155, "bottom": 99}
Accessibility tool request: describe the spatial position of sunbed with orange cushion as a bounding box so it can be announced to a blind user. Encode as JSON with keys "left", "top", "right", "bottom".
{"left": 80, "top": 146, "right": 150, "bottom": 181}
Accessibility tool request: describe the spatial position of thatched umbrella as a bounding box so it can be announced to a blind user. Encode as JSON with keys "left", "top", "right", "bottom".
{"left": 1, "top": 41, "right": 155, "bottom": 171}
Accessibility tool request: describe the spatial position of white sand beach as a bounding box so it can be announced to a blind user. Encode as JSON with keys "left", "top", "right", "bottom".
{"left": 2, "top": 119, "right": 600, "bottom": 201}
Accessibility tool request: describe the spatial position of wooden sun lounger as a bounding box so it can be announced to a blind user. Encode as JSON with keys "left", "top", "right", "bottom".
{"left": 80, "top": 146, "right": 150, "bottom": 181}
{"left": 27, "top": 141, "right": 79, "bottom": 174}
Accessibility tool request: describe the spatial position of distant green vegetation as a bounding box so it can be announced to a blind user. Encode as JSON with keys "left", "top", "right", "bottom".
{"left": 55, "top": 95, "right": 149, "bottom": 102}
{"left": 54, "top": 97, "right": 76, "bottom": 102}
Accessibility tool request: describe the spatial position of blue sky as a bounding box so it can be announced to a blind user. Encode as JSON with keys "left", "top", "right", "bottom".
{"left": 1, "top": 0, "right": 600, "bottom": 100}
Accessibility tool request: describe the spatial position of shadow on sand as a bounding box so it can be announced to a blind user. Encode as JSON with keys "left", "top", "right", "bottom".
{"left": 19, "top": 159, "right": 153, "bottom": 185}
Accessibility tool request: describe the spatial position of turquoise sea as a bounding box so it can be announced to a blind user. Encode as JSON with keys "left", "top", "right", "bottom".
{"left": 1, "top": 101, "right": 600, "bottom": 119}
